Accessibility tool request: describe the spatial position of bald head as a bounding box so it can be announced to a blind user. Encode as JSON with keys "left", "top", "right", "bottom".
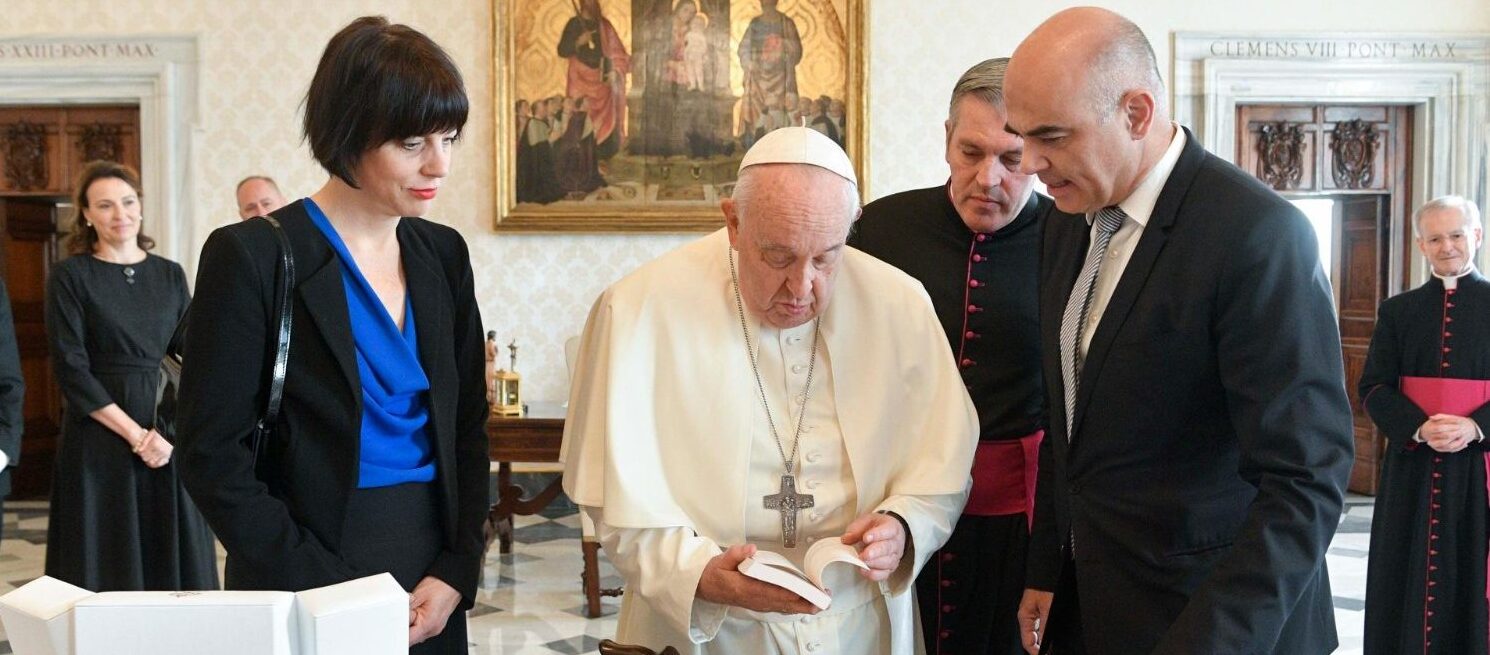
{"left": 1013, "top": 7, "right": 1165, "bottom": 119}
{"left": 1004, "top": 7, "right": 1175, "bottom": 214}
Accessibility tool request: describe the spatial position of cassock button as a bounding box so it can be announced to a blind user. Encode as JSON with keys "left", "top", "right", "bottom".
{"left": 965, "top": 331, "right": 979, "bottom": 339}
{"left": 942, "top": 604, "right": 955, "bottom": 613}
{"left": 1446, "top": 332, "right": 1453, "bottom": 337}
{"left": 792, "top": 364, "right": 806, "bottom": 374}
{"left": 972, "top": 254, "right": 984, "bottom": 262}
{"left": 806, "top": 451, "right": 822, "bottom": 463}
{"left": 939, "top": 630, "right": 952, "bottom": 639}
{"left": 940, "top": 579, "right": 953, "bottom": 588}
{"left": 969, "top": 279, "right": 982, "bottom": 288}
{"left": 1444, "top": 347, "right": 1452, "bottom": 353}
{"left": 941, "top": 552, "right": 956, "bottom": 563}
{"left": 976, "top": 234, "right": 989, "bottom": 242}
{"left": 960, "top": 358, "right": 975, "bottom": 368}
{"left": 968, "top": 304, "right": 983, "bottom": 313}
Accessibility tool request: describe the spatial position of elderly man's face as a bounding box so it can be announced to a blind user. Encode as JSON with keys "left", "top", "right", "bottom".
{"left": 1005, "top": 63, "right": 1138, "bottom": 215}
{"left": 237, "top": 179, "right": 286, "bottom": 219}
{"left": 945, "top": 98, "right": 1034, "bottom": 233}
{"left": 1418, "top": 207, "right": 1482, "bottom": 276}
{"left": 723, "top": 165, "right": 855, "bottom": 329}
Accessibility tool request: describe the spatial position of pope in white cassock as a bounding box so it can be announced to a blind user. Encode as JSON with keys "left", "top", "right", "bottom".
{"left": 561, "top": 127, "right": 978, "bottom": 654}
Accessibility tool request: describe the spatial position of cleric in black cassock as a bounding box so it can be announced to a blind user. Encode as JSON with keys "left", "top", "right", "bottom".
{"left": 849, "top": 57, "right": 1050, "bottom": 655}
{"left": 1361, "top": 195, "right": 1490, "bottom": 655}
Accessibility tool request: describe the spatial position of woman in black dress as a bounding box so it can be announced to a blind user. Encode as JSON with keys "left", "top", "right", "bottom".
{"left": 44, "top": 161, "right": 218, "bottom": 591}
{"left": 177, "top": 17, "right": 487, "bottom": 653}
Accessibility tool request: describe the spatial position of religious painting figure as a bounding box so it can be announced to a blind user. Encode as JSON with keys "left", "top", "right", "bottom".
{"left": 555, "top": 96, "right": 608, "bottom": 197}
{"left": 558, "top": 0, "right": 631, "bottom": 161}
{"left": 736, "top": 0, "right": 803, "bottom": 144}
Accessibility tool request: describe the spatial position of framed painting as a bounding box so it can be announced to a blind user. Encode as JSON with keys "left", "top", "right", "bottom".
{"left": 493, "top": 0, "right": 867, "bottom": 231}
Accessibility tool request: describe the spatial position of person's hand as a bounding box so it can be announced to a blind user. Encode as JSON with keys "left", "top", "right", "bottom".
{"left": 408, "top": 576, "right": 462, "bottom": 646}
{"left": 1422, "top": 414, "right": 1479, "bottom": 453}
{"left": 578, "top": 30, "right": 596, "bottom": 48}
{"left": 1017, "top": 588, "right": 1054, "bottom": 654}
{"left": 841, "top": 512, "right": 905, "bottom": 582}
{"left": 695, "top": 544, "right": 821, "bottom": 615}
{"left": 138, "top": 430, "right": 173, "bottom": 469}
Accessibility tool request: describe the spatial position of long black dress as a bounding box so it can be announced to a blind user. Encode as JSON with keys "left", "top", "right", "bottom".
{"left": 850, "top": 186, "right": 1050, "bottom": 655}
{"left": 1360, "top": 272, "right": 1490, "bottom": 654}
{"left": 44, "top": 254, "right": 218, "bottom": 592}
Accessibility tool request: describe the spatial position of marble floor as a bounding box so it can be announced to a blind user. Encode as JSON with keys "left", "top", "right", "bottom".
{"left": 0, "top": 486, "right": 1374, "bottom": 654}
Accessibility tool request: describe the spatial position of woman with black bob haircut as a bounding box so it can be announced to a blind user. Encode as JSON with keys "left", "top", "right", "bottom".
{"left": 176, "top": 16, "right": 487, "bottom": 652}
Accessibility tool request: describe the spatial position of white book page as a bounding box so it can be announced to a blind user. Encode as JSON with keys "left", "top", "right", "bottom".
{"left": 802, "top": 539, "right": 868, "bottom": 588}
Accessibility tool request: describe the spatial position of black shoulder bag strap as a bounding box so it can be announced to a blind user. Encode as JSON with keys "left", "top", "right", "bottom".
{"left": 252, "top": 216, "right": 295, "bottom": 466}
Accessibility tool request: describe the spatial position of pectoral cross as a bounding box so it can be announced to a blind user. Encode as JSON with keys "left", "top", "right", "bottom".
{"left": 763, "top": 474, "right": 814, "bottom": 548}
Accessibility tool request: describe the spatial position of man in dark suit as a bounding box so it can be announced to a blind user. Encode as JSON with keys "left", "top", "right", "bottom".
{"left": 0, "top": 279, "right": 24, "bottom": 542}
{"left": 1002, "top": 8, "right": 1354, "bottom": 654}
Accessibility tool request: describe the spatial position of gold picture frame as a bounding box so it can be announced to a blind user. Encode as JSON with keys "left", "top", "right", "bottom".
{"left": 493, "top": 0, "right": 868, "bottom": 232}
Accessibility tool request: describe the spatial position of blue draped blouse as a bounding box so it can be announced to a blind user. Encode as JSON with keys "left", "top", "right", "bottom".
{"left": 305, "top": 199, "right": 436, "bottom": 488}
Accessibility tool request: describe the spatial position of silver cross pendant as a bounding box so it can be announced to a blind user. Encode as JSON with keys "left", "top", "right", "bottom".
{"left": 763, "top": 474, "right": 815, "bottom": 548}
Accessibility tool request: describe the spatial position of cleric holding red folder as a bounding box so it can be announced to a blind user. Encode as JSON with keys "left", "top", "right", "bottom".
{"left": 1360, "top": 195, "right": 1490, "bottom": 654}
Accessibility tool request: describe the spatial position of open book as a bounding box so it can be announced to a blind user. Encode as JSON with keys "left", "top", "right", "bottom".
{"left": 736, "top": 539, "right": 869, "bottom": 610}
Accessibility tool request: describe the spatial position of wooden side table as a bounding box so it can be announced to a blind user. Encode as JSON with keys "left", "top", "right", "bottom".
{"left": 486, "top": 401, "right": 619, "bottom": 617}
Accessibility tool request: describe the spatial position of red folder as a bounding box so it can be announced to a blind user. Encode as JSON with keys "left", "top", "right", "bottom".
{"left": 1399, "top": 376, "right": 1490, "bottom": 612}
{"left": 1399, "top": 376, "right": 1490, "bottom": 416}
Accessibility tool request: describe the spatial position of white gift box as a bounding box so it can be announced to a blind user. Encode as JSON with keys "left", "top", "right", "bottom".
{"left": 73, "top": 590, "right": 295, "bottom": 655}
{"left": 294, "top": 573, "right": 407, "bottom": 655}
{"left": 0, "top": 576, "right": 94, "bottom": 655}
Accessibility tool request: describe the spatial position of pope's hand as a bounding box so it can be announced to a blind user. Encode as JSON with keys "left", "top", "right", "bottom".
{"left": 841, "top": 512, "right": 905, "bottom": 582}
{"left": 696, "top": 544, "right": 822, "bottom": 615}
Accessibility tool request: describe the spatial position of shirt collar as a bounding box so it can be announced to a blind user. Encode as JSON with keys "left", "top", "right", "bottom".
{"left": 1086, "top": 123, "right": 1185, "bottom": 227}
{"left": 1433, "top": 264, "right": 1478, "bottom": 290}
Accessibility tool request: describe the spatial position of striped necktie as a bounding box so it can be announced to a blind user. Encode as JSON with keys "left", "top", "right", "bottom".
{"left": 1060, "top": 206, "right": 1127, "bottom": 441}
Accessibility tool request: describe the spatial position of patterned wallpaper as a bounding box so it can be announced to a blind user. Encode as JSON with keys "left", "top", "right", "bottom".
{"left": 4, "top": 0, "right": 1488, "bottom": 401}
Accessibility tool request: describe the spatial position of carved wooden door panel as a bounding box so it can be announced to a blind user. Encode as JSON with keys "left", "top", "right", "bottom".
{"left": 1237, "top": 104, "right": 1412, "bottom": 495}
{"left": 0, "top": 105, "right": 141, "bottom": 197}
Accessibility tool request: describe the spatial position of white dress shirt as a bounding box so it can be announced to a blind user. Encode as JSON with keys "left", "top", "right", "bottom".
{"left": 1079, "top": 124, "right": 1186, "bottom": 357}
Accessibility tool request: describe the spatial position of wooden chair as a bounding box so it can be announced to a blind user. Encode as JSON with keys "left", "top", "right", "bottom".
{"left": 598, "top": 639, "right": 680, "bottom": 655}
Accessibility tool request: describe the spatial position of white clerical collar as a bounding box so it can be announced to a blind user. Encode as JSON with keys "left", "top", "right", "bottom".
{"left": 1433, "top": 264, "right": 1477, "bottom": 290}
{"left": 1086, "top": 122, "right": 1185, "bottom": 228}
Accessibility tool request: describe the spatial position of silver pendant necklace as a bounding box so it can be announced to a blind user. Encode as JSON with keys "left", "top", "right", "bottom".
{"left": 729, "top": 246, "right": 819, "bottom": 548}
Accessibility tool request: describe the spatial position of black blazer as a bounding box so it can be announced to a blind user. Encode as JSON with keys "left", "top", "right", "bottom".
{"left": 176, "top": 201, "right": 489, "bottom": 607}
{"left": 1030, "top": 129, "right": 1354, "bottom": 654}
{"left": 0, "top": 279, "right": 21, "bottom": 495}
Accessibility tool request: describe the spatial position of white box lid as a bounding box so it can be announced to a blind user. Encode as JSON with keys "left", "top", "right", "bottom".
{"left": 76, "top": 590, "right": 294, "bottom": 609}
{"left": 0, "top": 576, "right": 94, "bottom": 620}
{"left": 296, "top": 573, "right": 406, "bottom": 617}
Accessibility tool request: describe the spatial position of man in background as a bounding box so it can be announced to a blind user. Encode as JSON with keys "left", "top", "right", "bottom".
{"left": 235, "top": 175, "right": 286, "bottom": 219}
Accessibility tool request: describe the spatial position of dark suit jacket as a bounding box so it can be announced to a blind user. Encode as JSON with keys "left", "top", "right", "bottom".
{"left": 0, "top": 279, "right": 22, "bottom": 496}
{"left": 1030, "top": 128, "right": 1354, "bottom": 654}
{"left": 176, "top": 201, "right": 490, "bottom": 607}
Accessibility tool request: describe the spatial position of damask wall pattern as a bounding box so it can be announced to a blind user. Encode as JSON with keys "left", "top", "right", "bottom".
{"left": 4, "top": 0, "right": 1488, "bottom": 401}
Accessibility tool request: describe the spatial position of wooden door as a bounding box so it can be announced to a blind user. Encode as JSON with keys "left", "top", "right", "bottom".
{"left": 1, "top": 198, "right": 62, "bottom": 499}
{"left": 1237, "top": 103, "right": 1412, "bottom": 494}
{"left": 1336, "top": 196, "right": 1388, "bottom": 493}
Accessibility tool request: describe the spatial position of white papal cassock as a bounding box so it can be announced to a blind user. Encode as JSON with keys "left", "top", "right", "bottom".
{"left": 561, "top": 229, "right": 978, "bottom": 654}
